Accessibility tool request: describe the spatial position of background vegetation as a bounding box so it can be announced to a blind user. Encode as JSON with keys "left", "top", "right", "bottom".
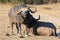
{"left": 0, "top": 0, "right": 60, "bottom": 4}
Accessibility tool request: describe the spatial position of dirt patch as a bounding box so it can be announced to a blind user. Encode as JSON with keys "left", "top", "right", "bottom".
{"left": 0, "top": 4, "right": 60, "bottom": 40}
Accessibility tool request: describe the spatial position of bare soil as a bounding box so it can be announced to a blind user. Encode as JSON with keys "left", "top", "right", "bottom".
{"left": 0, "top": 3, "right": 60, "bottom": 40}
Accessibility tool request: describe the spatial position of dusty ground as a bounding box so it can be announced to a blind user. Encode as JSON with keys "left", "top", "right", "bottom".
{"left": 0, "top": 3, "right": 60, "bottom": 40}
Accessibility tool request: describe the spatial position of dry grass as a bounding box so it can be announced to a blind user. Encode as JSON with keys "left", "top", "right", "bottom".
{"left": 0, "top": 4, "right": 60, "bottom": 40}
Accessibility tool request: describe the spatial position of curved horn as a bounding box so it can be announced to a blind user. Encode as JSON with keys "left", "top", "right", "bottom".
{"left": 28, "top": 6, "right": 37, "bottom": 13}
{"left": 36, "top": 15, "right": 40, "bottom": 20}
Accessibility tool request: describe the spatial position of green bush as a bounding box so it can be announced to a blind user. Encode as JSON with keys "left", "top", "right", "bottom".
{"left": 0, "top": 0, "right": 43, "bottom": 4}
{"left": 33, "top": 0, "right": 43, "bottom": 4}
{"left": 0, "top": 0, "right": 8, "bottom": 3}
{"left": 21, "top": 0, "right": 43, "bottom": 4}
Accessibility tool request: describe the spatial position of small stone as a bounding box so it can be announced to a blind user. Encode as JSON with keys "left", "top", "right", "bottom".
{"left": 7, "top": 26, "right": 10, "bottom": 28}
{"left": 6, "top": 33, "right": 10, "bottom": 36}
{"left": 20, "top": 36, "right": 24, "bottom": 38}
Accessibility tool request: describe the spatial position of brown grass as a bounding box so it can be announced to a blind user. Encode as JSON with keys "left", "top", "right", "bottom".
{"left": 0, "top": 4, "right": 60, "bottom": 40}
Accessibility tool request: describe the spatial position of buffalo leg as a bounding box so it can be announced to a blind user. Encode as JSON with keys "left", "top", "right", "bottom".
{"left": 16, "top": 23, "right": 19, "bottom": 33}
{"left": 11, "top": 23, "right": 13, "bottom": 35}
